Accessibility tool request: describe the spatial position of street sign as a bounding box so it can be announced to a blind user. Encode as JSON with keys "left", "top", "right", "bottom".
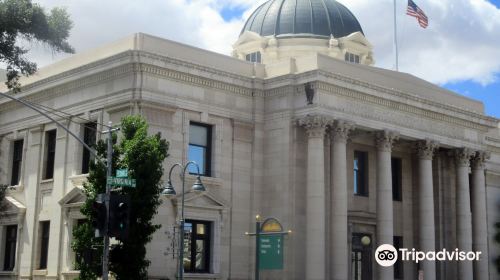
{"left": 116, "top": 169, "right": 128, "bottom": 178}
{"left": 258, "top": 234, "right": 284, "bottom": 270}
{"left": 107, "top": 176, "right": 136, "bottom": 188}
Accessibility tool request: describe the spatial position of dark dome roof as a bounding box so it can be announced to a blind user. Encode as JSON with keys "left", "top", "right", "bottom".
{"left": 241, "top": 0, "right": 363, "bottom": 38}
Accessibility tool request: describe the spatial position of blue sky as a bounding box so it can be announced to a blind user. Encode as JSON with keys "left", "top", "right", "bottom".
{"left": 441, "top": 0, "right": 499, "bottom": 118}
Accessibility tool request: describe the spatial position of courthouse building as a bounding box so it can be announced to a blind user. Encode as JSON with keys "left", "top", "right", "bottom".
{"left": 1, "top": 0, "right": 500, "bottom": 279}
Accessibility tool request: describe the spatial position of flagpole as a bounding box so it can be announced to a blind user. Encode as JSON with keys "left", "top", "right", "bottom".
{"left": 393, "top": 0, "right": 399, "bottom": 71}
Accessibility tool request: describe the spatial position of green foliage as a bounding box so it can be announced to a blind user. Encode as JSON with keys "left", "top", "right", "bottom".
{"left": 0, "top": 0, "right": 74, "bottom": 91}
{"left": 0, "top": 184, "right": 7, "bottom": 213}
{"left": 72, "top": 115, "right": 169, "bottom": 280}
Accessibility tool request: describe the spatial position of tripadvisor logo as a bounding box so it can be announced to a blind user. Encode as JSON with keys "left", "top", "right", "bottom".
{"left": 375, "top": 244, "right": 482, "bottom": 267}
{"left": 375, "top": 244, "right": 398, "bottom": 267}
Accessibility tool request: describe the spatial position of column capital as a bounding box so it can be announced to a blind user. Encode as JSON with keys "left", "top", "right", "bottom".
{"left": 453, "top": 148, "right": 475, "bottom": 167}
{"left": 375, "top": 130, "right": 400, "bottom": 152}
{"left": 472, "top": 151, "right": 491, "bottom": 170}
{"left": 330, "top": 120, "right": 355, "bottom": 143}
{"left": 415, "top": 139, "right": 439, "bottom": 160}
{"left": 298, "top": 115, "right": 333, "bottom": 138}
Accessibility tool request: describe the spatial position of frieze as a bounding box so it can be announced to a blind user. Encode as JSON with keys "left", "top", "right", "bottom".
{"left": 315, "top": 91, "right": 476, "bottom": 145}
{"left": 316, "top": 81, "right": 492, "bottom": 132}
{"left": 138, "top": 51, "right": 259, "bottom": 85}
{"left": 0, "top": 64, "right": 136, "bottom": 112}
{"left": 316, "top": 70, "right": 498, "bottom": 127}
{"left": 140, "top": 64, "right": 255, "bottom": 98}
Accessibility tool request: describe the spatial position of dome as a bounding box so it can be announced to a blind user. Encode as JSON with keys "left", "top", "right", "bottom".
{"left": 241, "top": 0, "right": 364, "bottom": 38}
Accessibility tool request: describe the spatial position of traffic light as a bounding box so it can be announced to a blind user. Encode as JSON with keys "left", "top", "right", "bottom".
{"left": 91, "top": 194, "right": 106, "bottom": 237}
{"left": 109, "top": 194, "right": 130, "bottom": 240}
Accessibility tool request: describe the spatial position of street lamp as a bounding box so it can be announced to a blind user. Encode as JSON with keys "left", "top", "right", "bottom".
{"left": 162, "top": 161, "right": 206, "bottom": 280}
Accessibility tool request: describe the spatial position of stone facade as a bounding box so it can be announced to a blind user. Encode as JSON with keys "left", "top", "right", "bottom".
{"left": 0, "top": 33, "right": 499, "bottom": 280}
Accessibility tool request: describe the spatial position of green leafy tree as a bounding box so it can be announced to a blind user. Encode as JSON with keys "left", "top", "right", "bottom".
{"left": 0, "top": 0, "right": 74, "bottom": 91}
{"left": 0, "top": 184, "right": 7, "bottom": 213}
{"left": 72, "top": 115, "right": 169, "bottom": 280}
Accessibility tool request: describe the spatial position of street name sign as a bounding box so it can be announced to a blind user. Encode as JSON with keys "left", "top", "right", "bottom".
{"left": 107, "top": 176, "right": 136, "bottom": 188}
{"left": 116, "top": 169, "right": 128, "bottom": 178}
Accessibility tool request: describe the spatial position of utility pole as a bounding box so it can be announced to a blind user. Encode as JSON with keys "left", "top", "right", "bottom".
{"left": 102, "top": 122, "right": 118, "bottom": 280}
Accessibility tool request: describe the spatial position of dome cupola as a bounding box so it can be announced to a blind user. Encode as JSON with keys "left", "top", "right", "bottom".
{"left": 241, "top": 0, "right": 364, "bottom": 39}
{"left": 233, "top": 0, "right": 374, "bottom": 66}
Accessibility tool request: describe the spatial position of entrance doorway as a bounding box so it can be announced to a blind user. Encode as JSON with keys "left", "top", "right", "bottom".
{"left": 351, "top": 233, "right": 373, "bottom": 280}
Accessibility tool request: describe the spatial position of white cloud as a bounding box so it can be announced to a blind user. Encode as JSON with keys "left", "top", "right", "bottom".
{"left": 24, "top": 0, "right": 500, "bottom": 86}
{"left": 343, "top": 0, "right": 500, "bottom": 85}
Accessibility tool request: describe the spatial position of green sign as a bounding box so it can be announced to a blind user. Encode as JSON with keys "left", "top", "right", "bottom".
{"left": 107, "top": 176, "right": 136, "bottom": 188}
{"left": 258, "top": 234, "right": 283, "bottom": 270}
{"left": 116, "top": 169, "right": 128, "bottom": 178}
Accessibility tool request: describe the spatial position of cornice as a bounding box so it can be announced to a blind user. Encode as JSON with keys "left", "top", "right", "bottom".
{"left": 486, "top": 136, "right": 500, "bottom": 145}
{"left": 316, "top": 81, "right": 493, "bottom": 131}
{"left": 137, "top": 51, "right": 261, "bottom": 85}
{"left": 317, "top": 70, "right": 498, "bottom": 128}
{"left": 139, "top": 64, "right": 256, "bottom": 98}
{"left": 0, "top": 64, "right": 136, "bottom": 112}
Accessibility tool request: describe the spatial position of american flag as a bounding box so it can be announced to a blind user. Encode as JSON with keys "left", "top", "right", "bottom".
{"left": 406, "top": 0, "right": 429, "bottom": 28}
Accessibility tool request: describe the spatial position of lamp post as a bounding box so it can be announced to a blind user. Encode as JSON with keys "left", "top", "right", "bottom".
{"left": 162, "top": 161, "right": 206, "bottom": 280}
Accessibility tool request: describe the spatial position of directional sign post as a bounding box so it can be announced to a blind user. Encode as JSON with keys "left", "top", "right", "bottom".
{"left": 245, "top": 216, "right": 291, "bottom": 280}
{"left": 259, "top": 234, "right": 283, "bottom": 270}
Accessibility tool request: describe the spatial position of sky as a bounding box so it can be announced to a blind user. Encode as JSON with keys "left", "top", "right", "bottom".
{"left": 20, "top": 0, "right": 500, "bottom": 118}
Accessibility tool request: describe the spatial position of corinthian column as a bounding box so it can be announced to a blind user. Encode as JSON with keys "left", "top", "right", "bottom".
{"left": 375, "top": 130, "right": 399, "bottom": 280}
{"left": 471, "top": 151, "right": 490, "bottom": 280}
{"left": 416, "top": 140, "right": 439, "bottom": 280}
{"left": 299, "top": 115, "right": 332, "bottom": 280}
{"left": 454, "top": 148, "right": 475, "bottom": 280}
{"left": 330, "top": 120, "right": 354, "bottom": 280}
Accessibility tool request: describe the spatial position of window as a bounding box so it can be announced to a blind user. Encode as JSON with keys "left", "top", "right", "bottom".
{"left": 3, "top": 225, "right": 18, "bottom": 271}
{"left": 39, "top": 221, "right": 50, "bottom": 269}
{"left": 392, "top": 158, "right": 403, "bottom": 201}
{"left": 345, "top": 52, "right": 360, "bottom": 64}
{"left": 183, "top": 220, "right": 211, "bottom": 273}
{"left": 354, "top": 151, "right": 368, "bottom": 196}
{"left": 245, "top": 52, "right": 261, "bottom": 63}
{"left": 44, "top": 130, "right": 56, "bottom": 180}
{"left": 10, "top": 139, "right": 23, "bottom": 186}
{"left": 394, "top": 236, "right": 403, "bottom": 279}
{"left": 81, "top": 122, "right": 97, "bottom": 174}
{"left": 188, "top": 123, "right": 212, "bottom": 176}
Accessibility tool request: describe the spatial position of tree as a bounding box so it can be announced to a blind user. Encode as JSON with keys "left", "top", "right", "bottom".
{"left": 0, "top": 0, "right": 74, "bottom": 91}
{"left": 72, "top": 115, "right": 169, "bottom": 280}
{"left": 0, "top": 184, "right": 7, "bottom": 213}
